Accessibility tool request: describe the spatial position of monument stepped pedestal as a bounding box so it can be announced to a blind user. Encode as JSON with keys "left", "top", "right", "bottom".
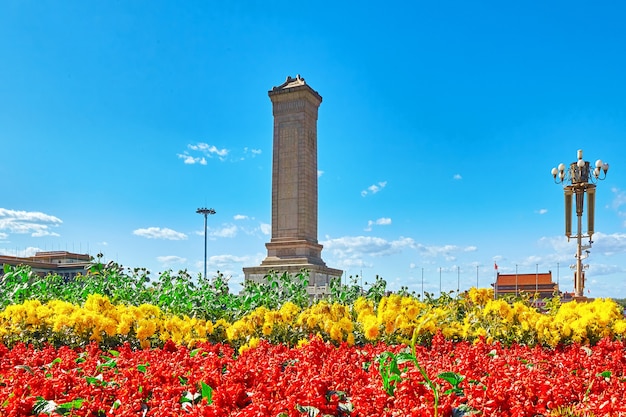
{"left": 243, "top": 75, "right": 342, "bottom": 294}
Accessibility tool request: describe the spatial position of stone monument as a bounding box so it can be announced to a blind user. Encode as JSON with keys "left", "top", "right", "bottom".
{"left": 243, "top": 75, "right": 342, "bottom": 295}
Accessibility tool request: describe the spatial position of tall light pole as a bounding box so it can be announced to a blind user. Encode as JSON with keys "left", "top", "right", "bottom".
{"left": 196, "top": 207, "right": 216, "bottom": 279}
{"left": 552, "top": 149, "right": 609, "bottom": 298}
{"left": 439, "top": 267, "right": 442, "bottom": 294}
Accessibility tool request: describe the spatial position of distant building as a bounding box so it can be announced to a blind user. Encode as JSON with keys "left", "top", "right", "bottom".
{"left": 493, "top": 271, "right": 558, "bottom": 301}
{"left": 0, "top": 251, "right": 92, "bottom": 280}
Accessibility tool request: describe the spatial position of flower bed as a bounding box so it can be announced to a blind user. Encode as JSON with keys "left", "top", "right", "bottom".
{"left": 2, "top": 336, "right": 626, "bottom": 416}
{"left": 2, "top": 264, "right": 626, "bottom": 416}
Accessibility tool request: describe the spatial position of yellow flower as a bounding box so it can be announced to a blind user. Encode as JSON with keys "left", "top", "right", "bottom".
{"left": 279, "top": 302, "right": 300, "bottom": 322}
{"left": 136, "top": 319, "right": 157, "bottom": 341}
{"left": 239, "top": 337, "right": 260, "bottom": 355}
{"left": 363, "top": 317, "right": 380, "bottom": 341}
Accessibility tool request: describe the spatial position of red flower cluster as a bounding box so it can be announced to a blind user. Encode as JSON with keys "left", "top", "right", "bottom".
{"left": 2, "top": 335, "right": 626, "bottom": 416}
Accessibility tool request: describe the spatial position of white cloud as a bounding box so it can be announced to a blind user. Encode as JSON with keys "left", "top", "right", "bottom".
{"left": 157, "top": 255, "right": 187, "bottom": 267}
{"left": 323, "top": 235, "right": 415, "bottom": 259}
{"left": 210, "top": 224, "right": 238, "bottom": 238}
{"left": 0, "top": 246, "right": 41, "bottom": 258}
{"left": 244, "top": 147, "right": 262, "bottom": 156}
{"left": 189, "top": 143, "right": 229, "bottom": 158}
{"left": 0, "top": 208, "right": 62, "bottom": 223}
{"left": 365, "top": 217, "right": 392, "bottom": 231}
{"left": 233, "top": 214, "right": 249, "bottom": 220}
{"left": 133, "top": 227, "right": 188, "bottom": 240}
{"left": 361, "top": 181, "right": 387, "bottom": 197}
{"left": 177, "top": 153, "right": 207, "bottom": 165}
{"left": 32, "top": 228, "right": 60, "bottom": 237}
{"left": 415, "top": 243, "right": 477, "bottom": 262}
{"left": 337, "top": 257, "right": 374, "bottom": 269}
{"left": 318, "top": 170, "right": 324, "bottom": 178}
{"left": 536, "top": 208, "right": 548, "bottom": 215}
{"left": 453, "top": 174, "right": 462, "bottom": 180}
{"left": 259, "top": 223, "right": 271, "bottom": 235}
{"left": 208, "top": 254, "right": 249, "bottom": 267}
{"left": 539, "top": 232, "right": 626, "bottom": 260}
{"left": 611, "top": 187, "right": 626, "bottom": 210}
{"left": 0, "top": 208, "right": 62, "bottom": 237}
{"left": 322, "top": 235, "right": 416, "bottom": 271}
{"left": 0, "top": 232, "right": 8, "bottom": 240}
{"left": 181, "top": 143, "right": 264, "bottom": 163}
{"left": 611, "top": 188, "right": 626, "bottom": 226}
{"left": 591, "top": 232, "right": 626, "bottom": 256}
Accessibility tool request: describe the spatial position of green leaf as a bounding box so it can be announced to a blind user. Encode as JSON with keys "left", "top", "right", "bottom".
{"left": 47, "top": 357, "right": 62, "bottom": 368}
{"left": 190, "top": 348, "right": 202, "bottom": 357}
{"left": 107, "top": 350, "right": 120, "bottom": 357}
{"left": 395, "top": 352, "right": 415, "bottom": 363}
{"left": 57, "top": 398, "right": 84, "bottom": 414}
{"left": 201, "top": 382, "right": 213, "bottom": 404}
{"left": 137, "top": 362, "right": 149, "bottom": 374}
{"left": 598, "top": 370, "right": 612, "bottom": 379}
{"left": 96, "top": 358, "right": 117, "bottom": 372}
{"left": 438, "top": 371, "right": 464, "bottom": 387}
{"left": 295, "top": 405, "right": 320, "bottom": 416}
{"left": 85, "top": 375, "right": 104, "bottom": 386}
{"left": 180, "top": 391, "right": 201, "bottom": 405}
{"left": 15, "top": 365, "right": 34, "bottom": 375}
{"left": 33, "top": 398, "right": 56, "bottom": 415}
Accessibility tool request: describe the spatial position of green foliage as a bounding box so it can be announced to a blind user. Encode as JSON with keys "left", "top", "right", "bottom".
{"left": 1, "top": 261, "right": 361, "bottom": 321}
{"left": 238, "top": 270, "right": 311, "bottom": 313}
{"left": 378, "top": 327, "right": 471, "bottom": 417}
{"left": 328, "top": 274, "right": 388, "bottom": 305}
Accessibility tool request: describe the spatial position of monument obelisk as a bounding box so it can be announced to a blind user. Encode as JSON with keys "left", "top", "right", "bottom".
{"left": 243, "top": 75, "right": 342, "bottom": 293}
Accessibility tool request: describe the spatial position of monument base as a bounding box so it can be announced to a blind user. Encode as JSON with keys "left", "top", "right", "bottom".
{"left": 243, "top": 263, "right": 343, "bottom": 299}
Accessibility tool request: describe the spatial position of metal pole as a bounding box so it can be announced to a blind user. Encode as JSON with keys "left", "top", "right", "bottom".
{"left": 576, "top": 192, "right": 584, "bottom": 297}
{"left": 203, "top": 214, "right": 208, "bottom": 279}
{"left": 535, "top": 263, "right": 539, "bottom": 297}
{"left": 552, "top": 151, "right": 610, "bottom": 298}
{"left": 439, "top": 267, "right": 442, "bottom": 294}
{"left": 196, "top": 208, "right": 216, "bottom": 279}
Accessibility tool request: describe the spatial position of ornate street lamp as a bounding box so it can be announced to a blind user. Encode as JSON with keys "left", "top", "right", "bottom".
{"left": 551, "top": 150, "right": 609, "bottom": 298}
{"left": 196, "top": 207, "right": 216, "bottom": 279}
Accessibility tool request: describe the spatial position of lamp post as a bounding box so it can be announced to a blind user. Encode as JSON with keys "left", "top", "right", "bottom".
{"left": 196, "top": 207, "right": 216, "bottom": 279}
{"left": 439, "top": 267, "right": 442, "bottom": 294}
{"left": 551, "top": 149, "right": 609, "bottom": 298}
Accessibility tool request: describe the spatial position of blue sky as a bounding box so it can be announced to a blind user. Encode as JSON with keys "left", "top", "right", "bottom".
{"left": 1, "top": 1, "right": 625, "bottom": 298}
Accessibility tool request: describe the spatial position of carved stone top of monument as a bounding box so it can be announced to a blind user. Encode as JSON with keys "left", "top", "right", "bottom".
{"left": 269, "top": 74, "right": 322, "bottom": 102}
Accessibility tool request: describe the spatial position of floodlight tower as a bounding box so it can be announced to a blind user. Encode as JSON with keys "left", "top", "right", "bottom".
{"left": 551, "top": 150, "right": 609, "bottom": 298}
{"left": 196, "top": 207, "right": 216, "bottom": 279}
